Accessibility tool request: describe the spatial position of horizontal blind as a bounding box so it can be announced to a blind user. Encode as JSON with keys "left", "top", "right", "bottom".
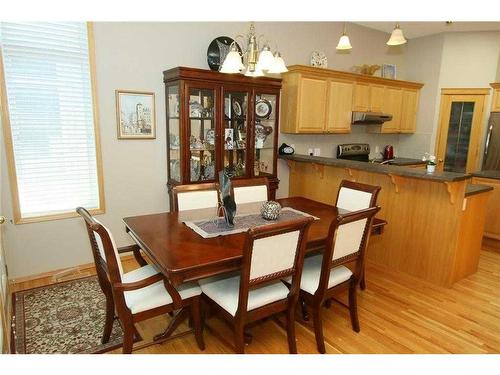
{"left": 1, "top": 22, "right": 101, "bottom": 218}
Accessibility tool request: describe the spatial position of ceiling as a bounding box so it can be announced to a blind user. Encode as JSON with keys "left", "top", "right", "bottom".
{"left": 355, "top": 22, "right": 500, "bottom": 39}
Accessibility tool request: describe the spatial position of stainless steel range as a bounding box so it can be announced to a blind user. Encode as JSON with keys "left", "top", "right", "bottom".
{"left": 336, "top": 143, "right": 370, "bottom": 162}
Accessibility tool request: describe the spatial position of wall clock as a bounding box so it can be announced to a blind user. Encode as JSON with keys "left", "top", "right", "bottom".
{"left": 310, "top": 51, "right": 328, "bottom": 68}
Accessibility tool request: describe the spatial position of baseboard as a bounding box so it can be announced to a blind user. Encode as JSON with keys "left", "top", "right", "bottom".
{"left": 9, "top": 246, "right": 139, "bottom": 293}
{"left": 483, "top": 236, "right": 500, "bottom": 252}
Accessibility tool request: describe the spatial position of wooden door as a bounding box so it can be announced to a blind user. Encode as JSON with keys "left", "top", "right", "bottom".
{"left": 297, "top": 77, "right": 327, "bottom": 133}
{"left": 370, "top": 84, "right": 385, "bottom": 112}
{"left": 0, "top": 111, "right": 8, "bottom": 353}
{"left": 352, "top": 82, "right": 371, "bottom": 112}
{"left": 435, "top": 89, "right": 488, "bottom": 173}
{"left": 400, "top": 89, "right": 419, "bottom": 133}
{"left": 326, "top": 80, "right": 353, "bottom": 133}
{"left": 381, "top": 87, "right": 402, "bottom": 133}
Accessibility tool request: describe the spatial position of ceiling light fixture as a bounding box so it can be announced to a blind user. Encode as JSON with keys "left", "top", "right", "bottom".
{"left": 336, "top": 23, "right": 353, "bottom": 50}
{"left": 220, "top": 22, "right": 288, "bottom": 76}
{"left": 386, "top": 23, "right": 407, "bottom": 46}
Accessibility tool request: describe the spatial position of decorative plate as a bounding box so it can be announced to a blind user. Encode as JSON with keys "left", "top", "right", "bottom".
{"left": 255, "top": 98, "right": 272, "bottom": 119}
{"left": 232, "top": 98, "right": 243, "bottom": 118}
{"left": 207, "top": 36, "right": 242, "bottom": 72}
{"left": 205, "top": 129, "right": 215, "bottom": 145}
{"left": 310, "top": 51, "right": 328, "bottom": 68}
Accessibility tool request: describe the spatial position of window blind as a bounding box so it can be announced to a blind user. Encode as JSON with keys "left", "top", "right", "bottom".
{"left": 1, "top": 22, "right": 102, "bottom": 219}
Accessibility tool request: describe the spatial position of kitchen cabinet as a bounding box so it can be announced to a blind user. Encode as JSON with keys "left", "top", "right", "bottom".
{"left": 281, "top": 65, "right": 423, "bottom": 134}
{"left": 491, "top": 83, "right": 500, "bottom": 111}
{"left": 163, "top": 67, "right": 281, "bottom": 207}
{"left": 472, "top": 176, "right": 500, "bottom": 240}
{"left": 400, "top": 89, "right": 420, "bottom": 133}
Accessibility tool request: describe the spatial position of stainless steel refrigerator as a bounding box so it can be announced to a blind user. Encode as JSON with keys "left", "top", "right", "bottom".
{"left": 483, "top": 112, "right": 500, "bottom": 171}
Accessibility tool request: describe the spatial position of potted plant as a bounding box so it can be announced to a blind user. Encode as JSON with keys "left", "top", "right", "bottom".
{"left": 422, "top": 153, "right": 437, "bottom": 173}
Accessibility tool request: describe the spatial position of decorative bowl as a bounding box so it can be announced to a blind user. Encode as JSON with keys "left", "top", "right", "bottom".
{"left": 261, "top": 201, "right": 282, "bottom": 221}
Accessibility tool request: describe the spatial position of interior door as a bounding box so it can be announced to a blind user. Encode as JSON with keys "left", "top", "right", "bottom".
{"left": 0, "top": 110, "right": 9, "bottom": 353}
{"left": 436, "top": 92, "right": 487, "bottom": 173}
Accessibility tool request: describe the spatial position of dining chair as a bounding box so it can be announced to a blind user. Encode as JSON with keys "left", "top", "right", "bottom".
{"left": 199, "top": 217, "right": 314, "bottom": 353}
{"left": 76, "top": 207, "right": 205, "bottom": 353}
{"left": 172, "top": 182, "right": 219, "bottom": 212}
{"left": 293, "top": 206, "right": 380, "bottom": 353}
{"left": 335, "top": 180, "right": 381, "bottom": 290}
{"left": 230, "top": 177, "right": 269, "bottom": 205}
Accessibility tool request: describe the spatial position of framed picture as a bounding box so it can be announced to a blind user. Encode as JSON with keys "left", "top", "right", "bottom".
{"left": 116, "top": 90, "right": 156, "bottom": 139}
{"left": 382, "top": 64, "right": 396, "bottom": 79}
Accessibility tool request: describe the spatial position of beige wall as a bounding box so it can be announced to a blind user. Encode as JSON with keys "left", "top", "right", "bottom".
{"left": 1, "top": 21, "right": 408, "bottom": 278}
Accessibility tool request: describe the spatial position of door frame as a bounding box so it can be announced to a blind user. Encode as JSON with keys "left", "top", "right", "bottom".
{"left": 435, "top": 88, "right": 489, "bottom": 173}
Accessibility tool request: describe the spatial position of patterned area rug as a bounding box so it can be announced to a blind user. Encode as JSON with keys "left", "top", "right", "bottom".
{"left": 12, "top": 276, "right": 138, "bottom": 354}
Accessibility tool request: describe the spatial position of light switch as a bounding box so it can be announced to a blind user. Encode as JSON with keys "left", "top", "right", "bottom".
{"left": 313, "top": 148, "right": 321, "bottom": 156}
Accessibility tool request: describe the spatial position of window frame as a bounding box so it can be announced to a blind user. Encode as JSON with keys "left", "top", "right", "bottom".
{"left": 0, "top": 22, "right": 105, "bottom": 224}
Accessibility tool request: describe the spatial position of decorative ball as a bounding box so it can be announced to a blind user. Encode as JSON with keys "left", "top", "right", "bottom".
{"left": 261, "top": 201, "right": 282, "bottom": 221}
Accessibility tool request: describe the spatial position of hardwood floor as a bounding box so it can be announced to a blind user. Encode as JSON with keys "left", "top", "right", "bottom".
{"left": 10, "top": 249, "right": 500, "bottom": 354}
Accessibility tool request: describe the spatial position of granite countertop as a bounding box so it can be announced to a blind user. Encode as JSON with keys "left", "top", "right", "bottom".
{"left": 280, "top": 154, "right": 471, "bottom": 182}
{"left": 471, "top": 170, "right": 500, "bottom": 180}
{"left": 465, "top": 183, "right": 494, "bottom": 197}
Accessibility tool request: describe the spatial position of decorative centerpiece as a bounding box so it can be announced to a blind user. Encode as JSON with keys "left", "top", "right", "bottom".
{"left": 261, "top": 201, "right": 282, "bottom": 220}
{"left": 218, "top": 170, "right": 236, "bottom": 226}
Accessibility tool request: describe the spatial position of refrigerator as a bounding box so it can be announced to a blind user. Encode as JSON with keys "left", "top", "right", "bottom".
{"left": 483, "top": 112, "right": 500, "bottom": 171}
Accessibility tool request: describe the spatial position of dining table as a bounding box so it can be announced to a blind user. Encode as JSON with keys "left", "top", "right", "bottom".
{"left": 123, "top": 196, "right": 386, "bottom": 287}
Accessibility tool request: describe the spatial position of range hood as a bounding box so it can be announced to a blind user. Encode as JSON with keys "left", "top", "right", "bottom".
{"left": 351, "top": 111, "right": 393, "bottom": 125}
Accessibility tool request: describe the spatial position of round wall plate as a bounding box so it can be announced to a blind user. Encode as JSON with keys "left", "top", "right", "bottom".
{"left": 207, "top": 36, "right": 242, "bottom": 71}
{"left": 310, "top": 51, "right": 328, "bottom": 68}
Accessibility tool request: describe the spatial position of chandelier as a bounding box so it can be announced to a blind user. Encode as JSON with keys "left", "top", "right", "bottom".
{"left": 220, "top": 22, "right": 288, "bottom": 77}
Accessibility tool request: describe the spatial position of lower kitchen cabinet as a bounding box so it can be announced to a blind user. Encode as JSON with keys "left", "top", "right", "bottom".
{"left": 472, "top": 176, "right": 500, "bottom": 240}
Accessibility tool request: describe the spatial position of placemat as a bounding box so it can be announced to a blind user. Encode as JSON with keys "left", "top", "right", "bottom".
{"left": 184, "top": 207, "right": 318, "bottom": 239}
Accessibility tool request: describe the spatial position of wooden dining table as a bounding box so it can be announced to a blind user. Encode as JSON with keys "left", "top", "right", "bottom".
{"left": 123, "top": 196, "right": 386, "bottom": 287}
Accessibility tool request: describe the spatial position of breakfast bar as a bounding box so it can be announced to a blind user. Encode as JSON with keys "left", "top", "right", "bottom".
{"left": 281, "top": 154, "right": 492, "bottom": 287}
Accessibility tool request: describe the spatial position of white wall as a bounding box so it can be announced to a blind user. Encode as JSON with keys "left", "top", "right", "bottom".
{"left": 1, "top": 21, "right": 408, "bottom": 278}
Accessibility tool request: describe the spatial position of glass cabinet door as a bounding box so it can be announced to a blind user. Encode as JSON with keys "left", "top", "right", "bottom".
{"left": 254, "top": 92, "right": 277, "bottom": 177}
{"left": 167, "top": 84, "right": 181, "bottom": 182}
{"left": 223, "top": 90, "right": 249, "bottom": 178}
{"left": 188, "top": 87, "right": 216, "bottom": 182}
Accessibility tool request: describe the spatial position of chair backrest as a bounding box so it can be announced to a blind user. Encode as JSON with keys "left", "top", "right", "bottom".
{"left": 317, "top": 206, "right": 380, "bottom": 296}
{"left": 236, "top": 217, "right": 313, "bottom": 316}
{"left": 231, "top": 177, "right": 269, "bottom": 205}
{"left": 76, "top": 207, "right": 123, "bottom": 285}
{"left": 172, "top": 183, "right": 219, "bottom": 212}
{"left": 335, "top": 180, "right": 381, "bottom": 211}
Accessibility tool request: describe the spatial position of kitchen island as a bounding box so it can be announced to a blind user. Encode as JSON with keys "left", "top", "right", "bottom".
{"left": 281, "top": 154, "right": 492, "bottom": 286}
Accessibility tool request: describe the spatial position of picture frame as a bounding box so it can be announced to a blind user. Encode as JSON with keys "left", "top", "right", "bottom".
{"left": 381, "top": 64, "right": 396, "bottom": 79}
{"left": 116, "top": 90, "right": 156, "bottom": 139}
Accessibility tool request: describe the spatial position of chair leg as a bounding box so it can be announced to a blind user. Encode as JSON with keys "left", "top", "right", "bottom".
{"left": 234, "top": 322, "right": 245, "bottom": 354}
{"left": 122, "top": 321, "right": 135, "bottom": 354}
{"left": 360, "top": 267, "right": 367, "bottom": 290}
{"left": 349, "top": 280, "right": 360, "bottom": 332}
{"left": 312, "top": 303, "right": 326, "bottom": 354}
{"left": 286, "top": 304, "right": 298, "bottom": 354}
{"left": 101, "top": 294, "right": 115, "bottom": 344}
{"left": 190, "top": 297, "right": 205, "bottom": 351}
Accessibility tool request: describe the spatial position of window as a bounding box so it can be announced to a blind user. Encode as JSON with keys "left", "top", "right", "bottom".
{"left": 0, "top": 22, "right": 104, "bottom": 223}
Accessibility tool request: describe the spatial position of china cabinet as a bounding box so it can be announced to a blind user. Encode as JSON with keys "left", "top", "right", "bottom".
{"left": 163, "top": 67, "right": 281, "bottom": 208}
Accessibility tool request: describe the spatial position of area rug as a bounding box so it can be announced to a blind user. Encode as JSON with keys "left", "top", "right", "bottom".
{"left": 11, "top": 275, "right": 138, "bottom": 354}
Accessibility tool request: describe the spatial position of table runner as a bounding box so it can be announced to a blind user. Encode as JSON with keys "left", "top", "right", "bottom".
{"left": 184, "top": 207, "right": 319, "bottom": 239}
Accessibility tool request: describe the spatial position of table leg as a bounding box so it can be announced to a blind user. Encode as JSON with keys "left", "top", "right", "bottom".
{"left": 153, "top": 307, "right": 190, "bottom": 342}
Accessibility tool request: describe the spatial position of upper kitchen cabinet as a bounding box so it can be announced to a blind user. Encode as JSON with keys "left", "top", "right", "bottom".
{"left": 280, "top": 65, "right": 423, "bottom": 134}
{"left": 491, "top": 83, "right": 500, "bottom": 111}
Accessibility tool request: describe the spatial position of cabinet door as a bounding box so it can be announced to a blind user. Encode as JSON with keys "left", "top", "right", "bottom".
{"left": 254, "top": 92, "right": 279, "bottom": 178}
{"left": 326, "top": 80, "right": 353, "bottom": 133}
{"left": 400, "top": 89, "right": 419, "bottom": 133}
{"left": 370, "top": 84, "right": 385, "bottom": 112}
{"left": 167, "top": 84, "right": 181, "bottom": 183}
{"left": 381, "top": 87, "right": 403, "bottom": 133}
{"left": 185, "top": 84, "right": 218, "bottom": 183}
{"left": 352, "top": 82, "right": 371, "bottom": 112}
{"left": 297, "top": 77, "right": 328, "bottom": 132}
{"left": 492, "top": 89, "right": 500, "bottom": 111}
{"left": 222, "top": 88, "right": 251, "bottom": 178}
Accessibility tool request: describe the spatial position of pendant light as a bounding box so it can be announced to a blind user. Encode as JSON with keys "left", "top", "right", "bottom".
{"left": 386, "top": 23, "right": 407, "bottom": 46}
{"left": 336, "top": 23, "right": 352, "bottom": 50}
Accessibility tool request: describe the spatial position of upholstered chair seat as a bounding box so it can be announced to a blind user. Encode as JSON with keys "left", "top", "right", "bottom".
{"left": 123, "top": 265, "right": 201, "bottom": 314}
{"left": 199, "top": 274, "right": 289, "bottom": 316}
{"left": 285, "top": 255, "right": 352, "bottom": 295}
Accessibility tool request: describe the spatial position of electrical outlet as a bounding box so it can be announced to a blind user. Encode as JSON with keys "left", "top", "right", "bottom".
{"left": 313, "top": 148, "right": 321, "bottom": 156}
{"left": 308, "top": 148, "right": 313, "bottom": 156}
